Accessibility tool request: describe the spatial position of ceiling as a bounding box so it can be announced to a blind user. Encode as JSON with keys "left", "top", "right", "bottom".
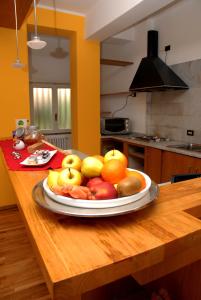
{"left": 38, "top": 0, "right": 97, "bottom": 15}
{"left": 0, "top": 0, "right": 33, "bottom": 29}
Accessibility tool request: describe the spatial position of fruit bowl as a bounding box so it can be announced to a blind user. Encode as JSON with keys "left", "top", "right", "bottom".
{"left": 43, "top": 169, "right": 151, "bottom": 209}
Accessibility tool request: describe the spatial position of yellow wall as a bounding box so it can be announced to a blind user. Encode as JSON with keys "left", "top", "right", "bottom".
{"left": 0, "top": 9, "right": 100, "bottom": 207}
{"left": 0, "top": 25, "right": 29, "bottom": 207}
{"left": 0, "top": 25, "right": 30, "bottom": 137}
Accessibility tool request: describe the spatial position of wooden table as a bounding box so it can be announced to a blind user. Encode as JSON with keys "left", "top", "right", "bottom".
{"left": 5, "top": 162, "right": 201, "bottom": 299}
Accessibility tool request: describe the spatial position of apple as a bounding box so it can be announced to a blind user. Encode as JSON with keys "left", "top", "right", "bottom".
{"left": 62, "top": 154, "right": 82, "bottom": 171}
{"left": 57, "top": 168, "right": 82, "bottom": 186}
{"left": 81, "top": 156, "right": 103, "bottom": 178}
{"left": 47, "top": 170, "right": 60, "bottom": 189}
{"left": 86, "top": 177, "right": 104, "bottom": 188}
{"left": 89, "top": 182, "right": 118, "bottom": 200}
{"left": 104, "top": 149, "right": 127, "bottom": 168}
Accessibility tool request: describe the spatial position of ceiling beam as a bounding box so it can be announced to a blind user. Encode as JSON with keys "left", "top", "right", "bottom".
{"left": 0, "top": 0, "right": 33, "bottom": 29}
{"left": 85, "top": 0, "right": 177, "bottom": 41}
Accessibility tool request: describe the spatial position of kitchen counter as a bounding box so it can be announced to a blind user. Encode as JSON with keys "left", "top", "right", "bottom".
{"left": 2, "top": 143, "right": 201, "bottom": 299}
{"left": 101, "top": 134, "right": 201, "bottom": 159}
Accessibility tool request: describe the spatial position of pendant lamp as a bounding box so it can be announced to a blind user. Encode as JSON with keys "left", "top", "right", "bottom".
{"left": 27, "top": 0, "right": 47, "bottom": 50}
{"left": 50, "top": 0, "right": 68, "bottom": 59}
{"left": 12, "top": 0, "right": 25, "bottom": 69}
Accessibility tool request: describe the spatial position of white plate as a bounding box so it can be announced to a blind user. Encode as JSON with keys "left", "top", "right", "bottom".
{"left": 42, "top": 169, "right": 152, "bottom": 209}
{"left": 20, "top": 150, "right": 57, "bottom": 166}
{"left": 33, "top": 180, "right": 159, "bottom": 218}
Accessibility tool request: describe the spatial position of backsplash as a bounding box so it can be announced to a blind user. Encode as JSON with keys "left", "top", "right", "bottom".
{"left": 147, "top": 59, "right": 201, "bottom": 143}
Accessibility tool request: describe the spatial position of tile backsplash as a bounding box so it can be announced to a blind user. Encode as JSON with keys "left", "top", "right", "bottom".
{"left": 147, "top": 59, "right": 201, "bottom": 143}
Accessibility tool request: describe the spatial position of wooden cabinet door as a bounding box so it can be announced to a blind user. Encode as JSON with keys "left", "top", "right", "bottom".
{"left": 144, "top": 147, "right": 162, "bottom": 183}
{"left": 161, "top": 151, "right": 196, "bottom": 182}
{"left": 191, "top": 157, "right": 201, "bottom": 173}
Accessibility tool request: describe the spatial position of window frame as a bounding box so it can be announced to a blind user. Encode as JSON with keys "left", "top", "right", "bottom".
{"left": 30, "top": 82, "right": 71, "bottom": 134}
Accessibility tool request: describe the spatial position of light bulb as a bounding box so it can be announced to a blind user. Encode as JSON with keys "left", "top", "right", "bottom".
{"left": 12, "top": 58, "right": 25, "bottom": 69}
{"left": 27, "top": 36, "right": 47, "bottom": 50}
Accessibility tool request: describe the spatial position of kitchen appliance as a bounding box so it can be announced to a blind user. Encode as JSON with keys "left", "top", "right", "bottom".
{"left": 101, "top": 117, "right": 131, "bottom": 135}
{"left": 132, "top": 135, "right": 170, "bottom": 143}
{"left": 129, "top": 30, "right": 188, "bottom": 92}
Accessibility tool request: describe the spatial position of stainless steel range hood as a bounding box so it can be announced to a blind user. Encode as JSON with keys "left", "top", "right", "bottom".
{"left": 129, "top": 30, "right": 189, "bottom": 92}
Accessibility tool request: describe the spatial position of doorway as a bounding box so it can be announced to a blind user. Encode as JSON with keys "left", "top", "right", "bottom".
{"left": 28, "top": 33, "right": 71, "bottom": 149}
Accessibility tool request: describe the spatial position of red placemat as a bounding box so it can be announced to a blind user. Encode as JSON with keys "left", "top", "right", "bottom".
{"left": 0, "top": 139, "right": 65, "bottom": 171}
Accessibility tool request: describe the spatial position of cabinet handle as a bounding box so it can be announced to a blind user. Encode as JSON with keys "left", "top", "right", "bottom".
{"left": 54, "top": 113, "right": 58, "bottom": 121}
{"left": 195, "top": 168, "right": 199, "bottom": 173}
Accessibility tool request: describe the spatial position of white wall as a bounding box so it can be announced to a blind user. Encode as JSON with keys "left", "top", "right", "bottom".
{"left": 101, "top": 0, "right": 201, "bottom": 134}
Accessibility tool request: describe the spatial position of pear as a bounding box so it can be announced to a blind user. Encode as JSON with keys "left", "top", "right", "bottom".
{"left": 47, "top": 170, "right": 60, "bottom": 190}
{"left": 117, "top": 176, "right": 142, "bottom": 197}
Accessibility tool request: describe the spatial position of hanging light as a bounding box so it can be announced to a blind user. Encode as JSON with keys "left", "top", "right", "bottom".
{"left": 50, "top": 0, "right": 68, "bottom": 59}
{"left": 27, "top": 0, "right": 47, "bottom": 50}
{"left": 12, "top": 0, "right": 25, "bottom": 69}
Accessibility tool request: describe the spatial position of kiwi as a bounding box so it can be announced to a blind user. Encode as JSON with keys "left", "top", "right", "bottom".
{"left": 117, "top": 176, "right": 142, "bottom": 197}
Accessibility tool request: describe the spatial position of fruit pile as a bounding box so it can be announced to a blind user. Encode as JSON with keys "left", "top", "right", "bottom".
{"left": 47, "top": 150, "right": 146, "bottom": 200}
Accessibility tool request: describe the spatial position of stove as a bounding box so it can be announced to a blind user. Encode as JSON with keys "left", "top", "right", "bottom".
{"left": 132, "top": 135, "right": 170, "bottom": 143}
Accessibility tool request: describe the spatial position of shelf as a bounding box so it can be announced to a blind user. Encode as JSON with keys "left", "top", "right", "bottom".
{"left": 128, "top": 152, "right": 144, "bottom": 159}
{"left": 101, "top": 91, "right": 129, "bottom": 97}
{"left": 100, "top": 59, "right": 133, "bottom": 66}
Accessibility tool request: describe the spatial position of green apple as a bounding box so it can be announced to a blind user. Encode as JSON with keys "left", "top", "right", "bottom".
{"left": 104, "top": 149, "right": 127, "bottom": 167}
{"left": 62, "top": 154, "right": 82, "bottom": 171}
{"left": 81, "top": 156, "right": 103, "bottom": 178}
{"left": 47, "top": 170, "right": 60, "bottom": 189}
{"left": 57, "top": 168, "right": 82, "bottom": 186}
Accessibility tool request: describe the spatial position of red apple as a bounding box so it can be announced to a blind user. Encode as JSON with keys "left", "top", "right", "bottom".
{"left": 90, "top": 182, "right": 118, "bottom": 200}
{"left": 86, "top": 177, "right": 104, "bottom": 188}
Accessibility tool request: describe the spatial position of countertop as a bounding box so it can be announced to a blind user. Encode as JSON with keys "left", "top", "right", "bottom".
{"left": 2, "top": 142, "right": 201, "bottom": 299}
{"left": 101, "top": 133, "right": 201, "bottom": 159}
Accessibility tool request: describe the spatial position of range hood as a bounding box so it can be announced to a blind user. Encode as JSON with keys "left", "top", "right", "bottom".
{"left": 129, "top": 30, "right": 189, "bottom": 92}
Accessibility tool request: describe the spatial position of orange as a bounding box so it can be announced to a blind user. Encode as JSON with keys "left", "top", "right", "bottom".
{"left": 93, "top": 155, "right": 104, "bottom": 163}
{"left": 126, "top": 170, "right": 146, "bottom": 190}
{"left": 101, "top": 159, "right": 127, "bottom": 184}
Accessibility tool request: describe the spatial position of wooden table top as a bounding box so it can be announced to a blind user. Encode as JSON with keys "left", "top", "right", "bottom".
{"left": 5, "top": 163, "right": 201, "bottom": 299}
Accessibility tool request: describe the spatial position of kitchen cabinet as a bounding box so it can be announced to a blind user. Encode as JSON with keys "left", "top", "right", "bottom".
{"left": 124, "top": 143, "right": 162, "bottom": 183}
{"left": 144, "top": 147, "right": 162, "bottom": 183}
{"left": 101, "top": 137, "right": 201, "bottom": 184}
{"left": 123, "top": 142, "right": 145, "bottom": 171}
{"left": 161, "top": 151, "right": 201, "bottom": 182}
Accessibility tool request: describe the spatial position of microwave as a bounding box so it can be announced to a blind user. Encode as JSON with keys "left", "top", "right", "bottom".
{"left": 101, "top": 118, "right": 131, "bottom": 135}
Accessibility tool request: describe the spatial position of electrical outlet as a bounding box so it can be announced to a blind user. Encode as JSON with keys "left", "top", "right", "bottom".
{"left": 187, "top": 129, "right": 194, "bottom": 136}
{"left": 165, "top": 45, "right": 171, "bottom": 51}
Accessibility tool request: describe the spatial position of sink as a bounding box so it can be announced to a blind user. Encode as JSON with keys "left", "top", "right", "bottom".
{"left": 167, "top": 143, "right": 201, "bottom": 152}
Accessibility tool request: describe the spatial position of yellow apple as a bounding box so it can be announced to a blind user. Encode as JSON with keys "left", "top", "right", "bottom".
{"left": 81, "top": 156, "right": 103, "bottom": 178}
{"left": 104, "top": 149, "right": 127, "bottom": 167}
{"left": 62, "top": 154, "right": 82, "bottom": 171}
{"left": 47, "top": 170, "right": 60, "bottom": 189}
{"left": 57, "top": 168, "right": 82, "bottom": 186}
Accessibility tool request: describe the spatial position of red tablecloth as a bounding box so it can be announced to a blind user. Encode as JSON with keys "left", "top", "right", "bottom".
{"left": 0, "top": 139, "right": 65, "bottom": 171}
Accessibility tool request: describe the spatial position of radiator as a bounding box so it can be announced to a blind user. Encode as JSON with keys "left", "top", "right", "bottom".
{"left": 44, "top": 134, "right": 71, "bottom": 150}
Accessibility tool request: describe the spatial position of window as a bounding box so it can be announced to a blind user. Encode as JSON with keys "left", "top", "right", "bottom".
{"left": 30, "top": 83, "right": 71, "bottom": 133}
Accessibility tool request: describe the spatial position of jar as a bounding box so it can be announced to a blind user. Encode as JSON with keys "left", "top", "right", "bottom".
{"left": 24, "top": 125, "right": 42, "bottom": 146}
